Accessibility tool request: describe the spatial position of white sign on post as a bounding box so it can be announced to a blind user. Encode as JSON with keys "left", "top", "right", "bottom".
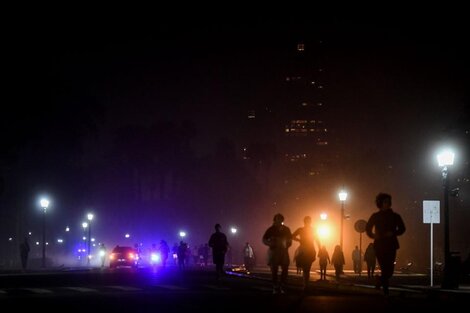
{"left": 423, "top": 200, "right": 440, "bottom": 224}
{"left": 423, "top": 200, "right": 440, "bottom": 287}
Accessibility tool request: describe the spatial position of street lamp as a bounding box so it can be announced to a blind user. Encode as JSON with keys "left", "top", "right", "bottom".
{"left": 82, "top": 222, "right": 88, "bottom": 264}
{"left": 437, "top": 149, "right": 455, "bottom": 288}
{"left": 86, "top": 213, "right": 94, "bottom": 265}
{"left": 40, "top": 198, "right": 49, "bottom": 268}
{"left": 338, "top": 190, "right": 348, "bottom": 250}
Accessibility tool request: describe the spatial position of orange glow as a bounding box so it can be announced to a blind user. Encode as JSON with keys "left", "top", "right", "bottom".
{"left": 317, "top": 225, "right": 330, "bottom": 239}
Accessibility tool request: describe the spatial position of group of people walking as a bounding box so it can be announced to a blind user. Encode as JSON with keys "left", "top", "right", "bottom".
{"left": 16, "top": 192, "right": 403, "bottom": 298}
{"left": 259, "top": 192, "right": 405, "bottom": 295}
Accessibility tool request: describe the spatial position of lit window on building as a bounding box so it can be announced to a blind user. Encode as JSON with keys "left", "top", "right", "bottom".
{"left": 317, "top": 102, "right": 323, "bottom": 106}
{"left": 311, "top": 81, "right": 315, "bottom": 85}
{"left": 286, "top": 77, "right": 291, "bottom": 81}
{"left": 301, "top": 102, "right": 308, "bottom": 106}
{"left": 248, "top": 110, "right": 256, "bottom": 119}
{"left": 318, "top": 85, "right": 324, "bottom": 89}
{"left": 297, "top": 43, "right": 305, "bottom": 51}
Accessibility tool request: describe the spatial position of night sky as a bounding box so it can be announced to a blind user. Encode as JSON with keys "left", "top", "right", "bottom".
{"left": 2, "top": 14, "right": 469, "bottom": 267}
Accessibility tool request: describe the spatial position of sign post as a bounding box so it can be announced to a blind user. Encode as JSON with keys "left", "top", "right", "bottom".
{"left": 354, "top": 219, "right": 367, "bottom": 276}
{"left": 423, "top": 200, "right": 440, "bottom": 287}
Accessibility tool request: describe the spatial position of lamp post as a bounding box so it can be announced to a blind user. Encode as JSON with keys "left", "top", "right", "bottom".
{"left": 40, "top": 198, "right": 49, "bottom": 268}
{"left": 437, "top": 149, "right": 455, "bottom": 288}
{"left": 86, "top": 213, "right": 94, "bottom": 266}
{"left": 338, "top": 190, "right": 348, "bottom": 250}
{"left": 82, "top": 222, "right": 88, "bottom": 264}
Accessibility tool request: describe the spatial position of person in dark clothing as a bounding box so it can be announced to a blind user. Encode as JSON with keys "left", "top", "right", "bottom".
{"left": 366, "top": 193, "right": 406, "bottom": 295}
{"left": 364, "top": 243, "right": 377, "bottom": 278}
{"left": 159, "top": 240, "right": 170, "bottom": 268}
{"left": 292, "top": 216, "right": 320, "bottom": 290}
{"left": 208, "top": 223, "right": 229, "bottom": 279}
{"left": 177, "top": 241, "right": 188, "bottom": 270}
{"left": 352, "top": 245, "right": 361, "bottom": 274}
{"left": 262, "top": 213, "right": 292, "bottom": 294}
{"left": 19, "top": 237, "right": 30, "bottom": 271}
{"left": 331, "top": 245, "right": 345, "bottom": 281}
{"left": 318, "top": 245, "right": 330, "bottom": 280}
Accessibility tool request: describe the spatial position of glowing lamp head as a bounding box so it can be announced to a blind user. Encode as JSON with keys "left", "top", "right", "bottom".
{"left": 437, "top": 150, "right": 455, "bottom": 167}
{"left": 125, "top": 233, "right": 130, "bottom": 238}
{"left": 87, "top": 213, "right": 94, "bottom": 221}
{"left": 320, "top": 213, "right": 328, "bottom": 220}
{"left": 82, "top": 222, "right": 88, "bottom": 229}
{"left": 40, "top": 199, "right": 49, "bottom": 209}
{"left": 231, "top": 227, "right": 237, "bottom": 234}
{"left": 338, "top": 191, "right": 348, "bottom": 201}
{"left": 179, "top": 231, "right": 186, "bottom": 238}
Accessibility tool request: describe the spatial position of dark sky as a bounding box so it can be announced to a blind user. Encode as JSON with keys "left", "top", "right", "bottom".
{"left": 2, "top": 13, "right": 469, "bottom": 266}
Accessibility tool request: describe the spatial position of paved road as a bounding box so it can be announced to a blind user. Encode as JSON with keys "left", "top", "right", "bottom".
{"left": 0, "top": 267, "right": 467, "bottom": 312}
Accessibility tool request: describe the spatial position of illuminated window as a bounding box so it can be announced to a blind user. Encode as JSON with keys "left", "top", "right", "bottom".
{"left": 297, "top": 43, "right": 305, "bottom": 51}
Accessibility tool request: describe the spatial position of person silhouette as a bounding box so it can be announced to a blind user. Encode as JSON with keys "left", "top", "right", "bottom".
{"left": 19, "top": 237, "right": 30, "bottom": 271}
{"left": 318, "top": 245, "right": 330, "bottom": 280}
{"left": 292, "top": 216, "right": 320, "bottom": 290}
{"left": 208, "top": 223, "right": 229, "bottom": 279}
{"left": 262, "top": 213, "right": 292, "bottom": 294}
{"left": 159, "top": 240, "right": 170, "bottom": 268}
{"left": 243, "top": 242, "right": 255, "bottom": 272}
{"left": 366, "top": 193, "right": 406, "bottom": 295}
{"left": 364, "top": 243, "right": 376, "bottom": 278}
{"left": 331, "top": 245, "right": 345, "bottom": 281}
{"left": 177, "top": 241, "right": 188, "bottom": 270}
{"left": 99, "top": 243, "right": 107, "bottom": 268}
{"left": 352, "top": 245, "right": 361, "bottom": 274}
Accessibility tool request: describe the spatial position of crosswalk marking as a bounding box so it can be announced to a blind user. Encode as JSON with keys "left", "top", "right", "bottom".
{"left": 63, "top": 287, "right": 98, "bottom": 293}
{"left": 107, "top": 285, "right": 142, "bottom": 291}
{"left": 155, "top": 284, "right": 187, "bottom": 290}
{"left": 202, "top": 284, "right": 230, "bottom": 290}
{"left": 23, "top": 288, "right": 53, "bottom": 294}
{"left": 251, "top": 286, "right": 273, "bottom": 292}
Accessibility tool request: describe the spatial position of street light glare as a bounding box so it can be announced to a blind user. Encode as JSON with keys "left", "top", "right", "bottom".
{"left": 87, "top": 213, "right": 94, "bottom": 221}
{"left": 40, "top": 198, "right": 49, "bottom": 209}
{"left": 320, "top": 213, "right": 328, "bottom": 220}
{"left": 317, "top": 225, "right": 331, "bottom": 239}
{"left": 437, "top": 150, "right": 455, "bottom": 167}
{"left": 338, "top": 191, "right": 348, "bottom": 201}
{"left": 82, "top": 222, "right": 88, "bottom": 229}
{"left": 179, "top": 231, "right": 186, "bottom": 238}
